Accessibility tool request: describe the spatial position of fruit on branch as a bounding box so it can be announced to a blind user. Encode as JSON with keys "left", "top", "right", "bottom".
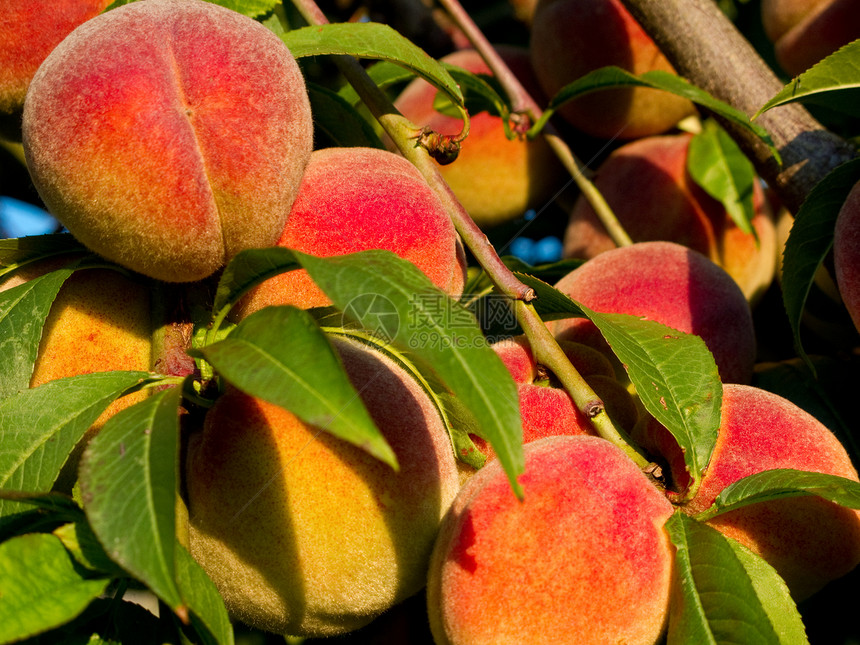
{"left": 427, "top": 435, "right": 674, "bottom": 645}
{"left": 394, "top": 47, "right": 563, "bottom": 228}
{"left": 22, "top": 0, "right": 313, "bottom": 283}
{"left": 185, "top": 335, "right": 462, "bottom": 638}
{"left": 468, "top": 335, "right": 638, "bottom": 461}
{"left": 0, "top": 263, "right": 157, "bottom": 487}
{"left": 235, "top": 146, "right": 467, "bottom": 315}
{"left": 563, "top": 133, "right": 778, "bottom": 303}
{"left": 761, "top": 0, "right": 860, "bottom": 75}
{"left": 529, "top": 0, "right": 696, "bottom": 140}
{"left": 549, "top": 241, "right": 757, "bottom": 384}
{"left": 834, "top": 180, "right": 860, "bottom": 335}
{"left": 635, "top": 383, "right": 860, "bottom": 601}
{"left": 0, "top": 0, "right": 111, "bottom": 136}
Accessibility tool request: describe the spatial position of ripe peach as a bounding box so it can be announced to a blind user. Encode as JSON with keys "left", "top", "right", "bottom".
{"left": 549, "top": 241, "right": 757, "bottom": 384}
{"left": 235, "top": 146, "right": 467, "bottom": 315}
{"left": 22, "top": 0, "right": 313, "bottom": 283}
{"left": 427, "top": 435, "right": 674, "bottom": 645}
{"left": 636, "top": 383, "right": 860, "bottom": 601}
{"left": 761, "top": 0, "right": 860, "bottom": 75}
{"left": 833, "top": 180, "right": 860, "bottom": 335}
{"left": 185, "top": 335, "right": 462, "bottom": 637}
{"left": 393, "top": 47, "right": 563, "bottom": 228}
{"left": 563, "top": 133, "right": 778, "bottom": 303}
{"left": 468, "top": 335, "right": 638, "bottom": 462}
{"left": 529, "top": 0, "right": 696, "bottom": 140}
{"left": 0, "top": 0, "right": 111, "bottom": 130}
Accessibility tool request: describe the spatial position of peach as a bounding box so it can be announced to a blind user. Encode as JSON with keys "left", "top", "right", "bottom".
{"left": 563, "top": 133, "right": 778, "bottom": 303}
{"left": 22, "top": 0, "right": 313, "bottom": 283}
{"left": 636, "top": 383, "right": 860, "bottom": 601}
{"left": 468, "top": 335, "right": 638, "bottom": 462}
{"left": 0, "top": 0, "right": 111, "bottom": 131}
{"left": 529, "top": 0, "right": 696, "bottom": 140}
{"left": 0, "top": 263, "right": 154, "bottom": 423}
{"left": 0, "top": 262, "right": 160, "bottom": 490}
{"left": 549, "top": 241, "right": 757, "bottom": 384}
{"left": 761, "top": 0, "right": 860, "bottom": 75}
{"left": 235, "top": 146, "right": 467, "bottom": 315}
{"left": 833, "top": 180, "right": 860, "bottom": 335}
{"left": 393, "top": 47, "right": 564, "bottom": 228}
{"left": 427, "top": 435, "right": 674, "bottom": 645}
{"left": 185, "top": 335, "right": 461, "bottom": 637}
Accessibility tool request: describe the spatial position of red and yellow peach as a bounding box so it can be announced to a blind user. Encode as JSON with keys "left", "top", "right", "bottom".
{"left": 427, "top": 435, "right": 675, "bottom": 645}
{"left": 235, "top": 146, "right": 467, "bottom": 315}
{"left": 185, "top": 335, "right": 462, "bottom": 637}
{"left": 22, "top": 0, "right": 313, "bottom": 283}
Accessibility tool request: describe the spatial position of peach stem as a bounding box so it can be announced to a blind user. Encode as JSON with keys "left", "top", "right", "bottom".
{"left": 435, "top": 0, "right": 633, "bottom": 249}
{"left": 288, "top": 0, "right": 648, "bottom": 468}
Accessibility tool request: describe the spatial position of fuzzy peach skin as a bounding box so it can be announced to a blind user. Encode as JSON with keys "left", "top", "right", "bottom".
{"left": 468, "top": 335, "right": 638, "bottom": 462}
{"left": 834, "top": 180, "right": 860, "bottom": 335}
{"left": 22, "top": 0, "right": 313, "bottom": 283}
{"left": 0, "top": 0, "right": 111, "bottom": 119}
{"left": 550, "top": 241, "right": 757, "bottom": 385}
{"left": 563, "top": 133, "right": 778, "bottom": 303}
{"left": 393, "top": 47, "right": 563, "bottom": 228}
{"left": 762, "top": 0, "right": 860, "bottom": 75}
{"left": 427, "top": 435, "right": 674, "bottom": 645}
{"left": 186, "top": 335, "right": 461, "bottom": 637}
{"left": 635, "top": 384, "right": 860, "bottom": 601}
{"left": 529, "top": 0, "right": 695, "bottom": 140}
{"left": 235, "top": 147, "right": 467, "bottom": 315}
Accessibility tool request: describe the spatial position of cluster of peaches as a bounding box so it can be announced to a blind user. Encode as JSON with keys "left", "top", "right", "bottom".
{"left": 2, "top": 0, "right": 860, "bottom": 643}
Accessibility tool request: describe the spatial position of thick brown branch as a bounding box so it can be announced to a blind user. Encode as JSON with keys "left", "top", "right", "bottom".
{"left": 620, "top": 0, "right": 856, "bottom": 214}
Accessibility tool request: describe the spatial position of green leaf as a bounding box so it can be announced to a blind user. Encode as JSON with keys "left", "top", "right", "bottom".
{"left": 205, "top": 0, "right": 280, "bottom": 18}
{"left": 80, "top": 386, "right": 185, "bottom": 615}
{"left": 338, "top": 60, "right": 416, "bottom": 108}
{"left": 514, "top": 272, "right": 585, "bottom": 321}
{"left": 108, "top": 0, "right": 278, "bottom": 16}
{"left": 666, "top": 512, "right": 808, "bottom": 644}
{"left": 0, "top": 268, "right": 74, "bottom": 400}
{"left": 0, "top": 234, "right": 85, "bottom": 274}
{"left": 781, "top": 158, "right": 860, "bottom": 371}
{"left": 0, "top": 533, "right": 110, "bottom": 644}
{"left": 176, "top": 544, "right": 235, "bottom": 645}
{"left": 577, "top": 305, "right": 722, "bottom": 493}
{"left": 755, "top": 40, "right": 860, "bottom": 117}
{"left": 688, "top": 120, "right": 757, "bottom": 236}
{"left": 0, "top": 371, "right": 155, "bottom": 520}
{"left": 696, "top": 469, "right": 860, "bottom": 521}
{"left": 294, "top": 249, "right": 524, "bottom": 496}
{"left": 307, "top": 83, "right": 385, "bottom": 149}
{"left": 281, "top": 23, "right": 463, "bottom": 109}
{"left": 210, "top": 247, "right": 300, "bottom": 327}
{"left": 434, "top": 65, "right": 509, "bottom": 122}
{"left": 54, "top": 521, "right": 127, "bottom": 577}
{"left": 532, "top": 67, "right": 778, "bottom": 161}
{"left": 200, "top": 306, "right": 398, "bottom": 469}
